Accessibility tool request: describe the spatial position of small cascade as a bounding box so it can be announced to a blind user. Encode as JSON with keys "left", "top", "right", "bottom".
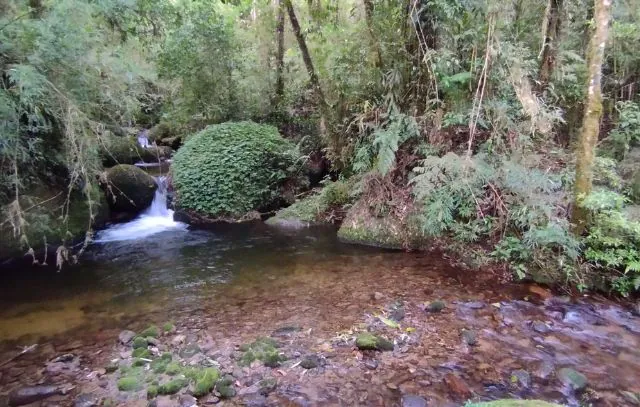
{"left": 95, "top": 176, "right": 187, "bottom": 243}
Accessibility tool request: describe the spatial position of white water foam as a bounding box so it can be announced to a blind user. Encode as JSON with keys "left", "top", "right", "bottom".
{"left": 95, "top": 176, "right": 187, "bottom": 243}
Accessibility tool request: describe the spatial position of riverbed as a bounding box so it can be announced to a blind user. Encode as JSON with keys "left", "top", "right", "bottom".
{"left": 0, "top": 224, "right": 639, "bottom": 406}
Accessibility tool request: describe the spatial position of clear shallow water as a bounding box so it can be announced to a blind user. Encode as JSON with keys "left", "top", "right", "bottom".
{"left": 0, "top": 220, "right": 639, "bottom": 405}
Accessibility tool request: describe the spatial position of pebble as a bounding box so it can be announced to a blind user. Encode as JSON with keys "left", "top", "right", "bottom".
{"left": 364, "top": 359, "right": 379, "bottom": 370}
{"left": 465, "top": 301, "right": 486, "bottom": 309}
{"left": 461, "top": 329, "right": 478, "bottom": 346}
{"left": 51, "top": 354, "right": 75, "bottom": 363}
{"left": 73, "top": 393, "right": 98, "bottom": 407}
{"left": 118, "top": 330, "right": 136, "bottom": 345}
{"left": 179, "top": 394, "right": 197, "bottom": 407}
{"left": 558, "top": 367, "right": 588, "bottom": 391}
{"left": 532, "top": 320, "right": 550, "bottom": 333}
{"left": 534, "top": 361, "right": 555, "bottom": 382}
{"left": 401, "top": 394, "right": 428, "bottom": 407}
{"left": 372, "top": 292, "right": 384, "bottom": 301}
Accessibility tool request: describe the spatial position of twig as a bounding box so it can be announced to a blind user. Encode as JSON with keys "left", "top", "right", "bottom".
{"left": 0, "top": 344, "right": 37, "bottom": 369}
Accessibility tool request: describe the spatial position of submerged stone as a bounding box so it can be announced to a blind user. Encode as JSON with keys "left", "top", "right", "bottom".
{"left": 8, "top": 385, "right": 62, "bottom": 406}
{"left": 300, "top": 355, "right": 320, "bottom": 369}
{"left": 401, "top": 394, "right": 428, "bottom": 407}
{"left": 117, "top": 377, "right": 141, "bottom": 392}
{"left": 557, "top": 367, "right": 588, "bottom": 391}
{"left": 511, "top": 369, "right": 531, "bottom": 388}
{"left": 461, "top": 329, "right": 478, "bottom": 346}
{"left": 119, "top": 330, "right": 136, "bottom": 345}
{"left": 426, "top": 301, "right": 446, "bottom": 313}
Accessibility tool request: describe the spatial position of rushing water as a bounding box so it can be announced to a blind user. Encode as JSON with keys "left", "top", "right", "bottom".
{"left": 0, "top": 192, "right": 639, "bottom": 406}
{"left": 95, "top": 176, "right": 187, "bottom": 243}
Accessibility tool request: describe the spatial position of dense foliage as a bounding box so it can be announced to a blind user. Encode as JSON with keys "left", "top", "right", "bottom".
{"left": 171, "top": 122, "right": 300, "bottom": 218}
{"left": 2, "top": 0, "right": 640, "bottom": 294}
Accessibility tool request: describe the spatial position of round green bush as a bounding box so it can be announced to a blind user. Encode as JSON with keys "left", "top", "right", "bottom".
{"left": 172, "top": 121, "right": 301, "bottom": 219}
{"left": 105, "top": 164, "right": 157, "bottom": 213}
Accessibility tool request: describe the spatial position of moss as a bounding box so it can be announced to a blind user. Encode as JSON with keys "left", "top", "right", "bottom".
{"left": 356, "top": 332, "right": 394, "bottom": 351}
{"left": 146, "top": 385, "right": 158, "bottom": 399}
{"left": 117, "top": 376, "right": 141, "bottom": 392}
{"left": 151, "top": 357, "right": 171, "bottom": 374}
{"left": 132, "top": 358, "right": 148, "bottom": 367}
{"left": 193, "top": 368, "right": 221, "bottom": 397}
{"left": 162, "top": 322, "right": 175, "bottom": 333}
{"left": 165, "top": 362, "right": 182, "bottom": 376}
{"left": 216, "top": 380, "right": 236, "bottom": 399}
{"left": 239, "top": 337, "right": 285, "bottom": 367}
{"left": 426, "top": 300, "right": 446, "bottom": 313}
{"left": 140, "top": 325, "right": 160, "bottom": 338}
{"left": 158, "top": 378, "right": 187, "bottom": 395}
{"left": 132, "top": 348, "right": 151, "bottom": 358}
{"left": 466, "top": 401, "right": 564, "bottom": 407}
{"left": 105, "top": 164, "right": 157, "bottom": 214}
{"left": 132, "top": 337, "right": 148, "bottom": 349}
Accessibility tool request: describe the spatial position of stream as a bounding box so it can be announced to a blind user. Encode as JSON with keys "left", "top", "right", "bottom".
{"left": 0, "top": 179, "right": 639, "bottom": 406}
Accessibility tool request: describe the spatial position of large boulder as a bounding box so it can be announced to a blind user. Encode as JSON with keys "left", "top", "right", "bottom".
{"left": 337, "top": 197, "right": 423, "bottom": 249}
{"left": 100, "top": 135, "right": 173, "bottom": 166}
{"left": 171, "top": 121, "right": 303, "bottom": 222}
{"left": 104, "top": 165, "right": 157, "bottom": 214}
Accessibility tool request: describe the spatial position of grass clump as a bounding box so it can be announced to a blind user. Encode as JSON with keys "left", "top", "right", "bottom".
{"left": 132, "top": 337, "right": 147, "bottom": 349}
{"left": 132, "top": 348, "right": 151, "bottom": 358}
{"left": 356, "top": 332, "right": 394, "bottom": 351}
{"left": 162, "top": 322, "right": 175, "bottom": 332}
{"left": 165, "top": 362, "right": 182, "bottom": 375}
{"left": 146, "top": 385, "right": 158, "bottom": 399}
{"left": 192, "top": 368, "right": 221, "bottom": 397}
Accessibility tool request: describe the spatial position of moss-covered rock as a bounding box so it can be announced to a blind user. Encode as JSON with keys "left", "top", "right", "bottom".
{"left": 557, "top": 367, "right": 588, "bottom": 391}
{"left": 117, "top": 376, "right": 142, "bottom": 392}
{"left": 337, "top": 196, "right": 423, "bottom": 249}
{"left": 192, "top": 368, "right": 220, "bottom": 397}
{"left": 355, "top": 332, "right": 394, "bottom": 351}
{"left": 132, "top": 336, "right": 148, "bottom": 349}
{"left": 239, "top": 337, "right": 286, "bottom": 367}
{"left": 132, "top": 348, "right": 151, "bottom": 358}
{"left": 146, "top": 385, "right": 158, "bottom": 399}
{"left": 426, "top": 300, "right": 446, "bottom": 313}
{"left": 101, "top": 134, "right": 173, "bottom": 166}
{"left": 466, "top": 401, "right": 563, "bottom": 407}
{"left": 140, "top": 325, "right": 160, "bottom": 338}
{"left": 215, "top": 376, "right": 236, "bottom": 399}
{"left": 266, "top": 180, "right": 356, "bottom": 228}
{"left": 158, "top": 378, "right": 187, "bottom": 395}
{"left": 104, "top": 164, "right": 157, "bottom": 214}
{"left": 171, "top": 121, "right": 304, "bottom": 222}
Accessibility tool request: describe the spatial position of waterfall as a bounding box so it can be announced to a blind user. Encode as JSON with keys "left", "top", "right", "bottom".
{"left": 95, "top": 176, "right": 187, "bottom": 243}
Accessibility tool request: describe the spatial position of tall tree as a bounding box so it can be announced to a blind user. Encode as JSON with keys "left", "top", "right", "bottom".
{"left": 274, "top": 0, "right": 286, "bottom": 108}
{"left": 283, "top": 0, "right": 327, "bottom": 133}
{"left": 363, "top": 0, "right": 383, "bottom": 68}
{"left": 572, "top": 0, "right": 612, "bottom": 233}
{"left": 538, "top": 0, "right": 564, "bottom": 89}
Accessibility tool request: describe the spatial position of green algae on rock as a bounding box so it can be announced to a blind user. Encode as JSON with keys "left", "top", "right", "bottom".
{"left": 239, "top": 337, "right": 286, "bottom": 367}
{"left": 117, "top": 376, "right": 142, "bottom": 392}
{"left": 157, "top": 378, "right": 188, "bottom": 395}
{"left": 355, "top": 332, "right": 394, "bottom": 351}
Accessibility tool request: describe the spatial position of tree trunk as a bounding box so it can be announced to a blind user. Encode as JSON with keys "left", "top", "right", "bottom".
{"left": 363, "top": 0, "right": 383, "bottom": 68}
{"left": 283, "top": 0, "right": 328, "bottom": 134}
{"left": 274, "top": 0, "right": 286, "bottom": 109}
{"left": 572, "top": 0, "right": 611, "bottom": 233}
{"left": 539, "top": 0, "right": 563, "bottom": 89}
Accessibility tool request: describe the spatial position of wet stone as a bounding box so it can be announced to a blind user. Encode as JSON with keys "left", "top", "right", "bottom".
{"left": 300, "top": 355, "right": 321, "bottom": 369}
{"left": 465, "top": 301, "right": 486, "bottom": 310}
{"left": 74, "top": 393, "right": 98, "bottom": 407}
{"left": 8, "top": 385, "right": 62, "bottom": 406}
{"left": 179, "top": 394, "right": 197, "bottom": 407}
{"left": 364, "top": 359, "right": 379, "bottom": 370}
{"left": 511, "top": 369, "right": 531, "bottom": 388}
{"left": 425, "top": 301, "right": 445, "bottom": 313}
{"left": 401, "top": 394, "right": 428, "bottom": 407}
{"left": 558, "top": 367, "right": 588, "bottom": 391}
{"left": 532, "top": 320, "right": 550, "bottom": 333}
{"left": 51, "top": 353, "right": 75, "bottom": 363}
{"left": 118, "top": 330, "right": 136, "bottom": 345}
{"left": 461, "top": 329, "right": 478, "bottom": 346}
{"left": 271, "top": 326, "right": 301, "bottom": 338}
{"left": 534, "top": 361, "right": 555, "bottom": 382}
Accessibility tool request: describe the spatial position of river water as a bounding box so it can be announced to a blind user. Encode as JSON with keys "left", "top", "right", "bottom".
{"left": 0, "top": 184, "right": 639, "bottom": 406}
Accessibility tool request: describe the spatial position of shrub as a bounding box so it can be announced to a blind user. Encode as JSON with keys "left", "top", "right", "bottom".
{"left": 172, "top": 121, "right": 302, "bottom": 219}
{"left": 581, "top": 190, "right": 640, "bottom": 295}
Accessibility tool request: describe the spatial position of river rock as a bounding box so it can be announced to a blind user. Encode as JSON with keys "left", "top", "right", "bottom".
{"left": 401, "top": 394, "right": 428, "bottom": 407}
{"left": 118, "top": 330, "right": 136, "bottom": 345}
{"left": 425, "top": 301, "right": 445, "bottom": 313}
{"left": 444, "top": 373, "right": 471, "bottom": 398}
{"left": 534, "top": 361, "right": 555, "bottom": 382}
{"left": 558, "top": 367, "right": 588, "bottom": 391}
{"left": 74, "top": 393, "right": 98, "bottom": 407}
{"left": 300, "top": 355, "right": 320, "bottom": 369}
{"left": 511, "top": 369, "right": 531, "bottom": 388}
{"left": 532, "top": 320, "right": 550, "bottom": 333}
{"left": 461, "top": 329, "right": 478, "bottom": 346}
{"left": 51, "top": 353, "right": 75, "bottom": 363}
{"left": 179, "top": 394, "right": 197, "bottom": 407}
{"left": 465, "top": 301, "right": 486, "bottom": 309}
{"left": 172, "top": 335, "right": 186, "bottom": 346}
{"left": 8, "top": 385, "right": 63, "bottom": 406}
{"left": 364, "top": 359, "right": 379, "bottom": 370}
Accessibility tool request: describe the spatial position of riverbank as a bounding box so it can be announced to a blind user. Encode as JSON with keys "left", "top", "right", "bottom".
{"left": 0, "top": 227, "right": 638, "bottom": 406}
